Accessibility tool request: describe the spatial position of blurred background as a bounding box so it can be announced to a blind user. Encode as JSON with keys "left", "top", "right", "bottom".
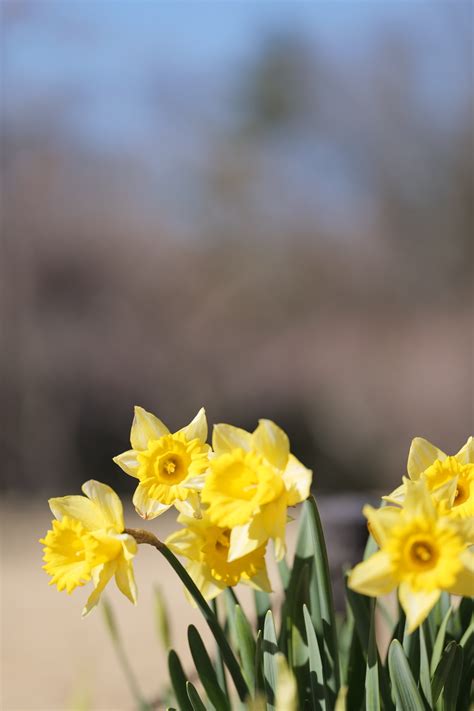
{"left": 1, "top": 1, "right": 472, "bottom": 709}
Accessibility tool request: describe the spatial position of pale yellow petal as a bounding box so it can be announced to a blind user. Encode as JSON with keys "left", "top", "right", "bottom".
{"left": 212, "top": 423, "right": 252, "bottom": 455}
{"left": 115, "top": 559, "right": 137, "bottom": 604}
{"left": 407, "top": 437, "right": 446, "bottom": 479}
{"left": 48, "top": 495, "right": 106, "bottom": 532}
{"left": 363, "top": 505, "right": 401, "bottom": 547}
{"left": 282, "top": 454, "right": 312, "bottom": 506}
{"left": 174, "top": 492, "right": 203, "bottom": 519}
{"left": 398, "top": 582, "right": 440, "bottom": 633}
{"left": 382, "top": 482, "right": 406, "bottom": 505}
{"left": 252, "top": 419, "right": 289, "bottom": 470}
{"left": 117, "top": 533, "right": 138, "bottom": 561}
{"left": 178, "top": 407, "right": 208, "bottom": 443}
{"left": 113, "top": 450, "right": 140, "bottom": 478}
{"left": 130, "top": 406, "right": 169, "bottom": 450}
{"left": 245, "top": 566, "right": 272, "bottom": 593}
{"left": 81, "top": 480, "right": 124, "bottom": 532}
{"left": 186, "top": 560, "right": 223, "bottom": 601}
{"left": 133, "top": 483, "right": 171, "bottom": 520}
{"left": 275, "top": 654, "right": 298, "bottom": 711}
{"left": 347, "top": 552, "right": 395, "bottom": 597}
{"left": 82, "top": 561, "right": 116, "bottom": 617}
{"left": 448, "top": 551, "right": 474, "bottom": 597}
{"left": 455, "top": 436, "right": 474, "bottom": 464}
{"left": 228, "top": 519, "right": 268, "bottom": 562}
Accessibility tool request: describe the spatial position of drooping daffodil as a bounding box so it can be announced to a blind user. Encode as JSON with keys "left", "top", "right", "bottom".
{"left": 40, "top": 480, "right": 137, "bottom": 616}
{"left": 114, "top": 406, "right": 210, "bottom": 519}
{"left": 201, "top": 419, "right": 312, "bottom": 562}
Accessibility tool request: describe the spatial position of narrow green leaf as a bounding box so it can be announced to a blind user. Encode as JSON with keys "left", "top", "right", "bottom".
{"left": 457, "top": 620, "right": 474, "bottom": 711}
{"left": 345, "top": 624, "right": 365, "bottom": 711}
{"left": 263, "top": 611, "right": 279, "bottom": 711}
{"left": 186, "top": 682, "right": 207, "bottom": 711}
{"left": 255, "top": 630, "right": 265, "bottom": 697}
{"left": 418, "top": 623, "right": 432, "bottom": 707}
{"left": 154, "top": 585, "right": 172, "bottom": 651}
{"left": 431, "top": 640, "right": 462, "bottom": 705}
{"left": 277, "top": 557, "right": 291, "bottom": 590}
{"left": 365, "top": 599, "right": 380, "bottom": 711}
{"left": 441, "top": 644, "right": 463, "bottom": 711}
{"left": 255, "top": 590, "right": 271, "bottom": 631}
{"left": 235, "top": 605, "right": 257, "bottom": 693}
{"left": 387, "top": 640, "right": 425, "bottom": 711}
{"left": 303, "top": 604, "right": 326, "bottom": 710}
{"left": 430, "top": 606, "right": 452, "bottom": 677}
{"left": 168, "top": 649, "right": 193, "bottom": 711}
{"left": 293, "top": 496, "right": 340, "bottom": 695}
{"left": 402, "top": 623, "right": 420, "bottom": 680}
{"left": 211, "top": 598, "right": 229, "bottom": 699}
{"left": 187, "top": 625, "right": 231, "bottom": 711}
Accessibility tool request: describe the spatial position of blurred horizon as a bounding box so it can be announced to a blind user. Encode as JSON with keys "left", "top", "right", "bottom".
{"left": 1, "top": 1, "right": 473, "bottom": 498}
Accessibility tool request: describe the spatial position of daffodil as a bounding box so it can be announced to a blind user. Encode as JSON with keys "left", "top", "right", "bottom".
{"left": 40, "top": 480, "right": 137, "bottom": 616}
{"left": 348, "top": 479, "right": 473, "bottom": 632}
{"left": 201, "top": 420, "right": 312, "bottom": 562}
{"left": 386, "top": 436, "right": 473, "bottom": 521}
{"left": 114, "top": 406, "right": 210, "bottom": 519}
{"left": 165, "top": 510, "right": 271, "bottom": 600}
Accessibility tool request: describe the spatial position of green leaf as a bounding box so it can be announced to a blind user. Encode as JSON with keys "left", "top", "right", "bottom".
{"left": 235, "top": 605, "right": 257, "bottom": 693}
{"left": 418, "top": 623, "right": 432, "bottom": 707}
{"left": 303, "top": 604, "right": 327, "bottom": 710}
{"left": 457, "top": 620, "right": 474, "bottom": 711}
{"left": 345, "top": 623, "right": 366, "bottom": 711}
{"left": 365, "top": 599, "right": 380, "bottom": 711}
{"left": 255, "top": 590, "right": 272, "bottom": 631}
{"left": 154, "top": 584, "right": 172, "bottom": 652}
{"left": 292, "top": 496, "right": 339, "bottom": 696}
{"left": 168, "top": 649, "right": 193, "bottom": 711}
{"left": 431, "top": 640, "right": 462, "bottom": 705}
{"left": 263, "top": 611, "right": 279, "bottom": 710}
{"left": 255, "top": 630, "right": 265, "bottom": 697}
{"left": 186, "top": 682, "right": 207, "bottom": 711}
{"left": 429, "top": 606, "right": 452, "bottom": 677}
{"left": 387, "top": 640, "right": 425, "bottom": 711}
{"left": 441, "top": 645, "right": 463, "bottom": 711}
{"left": 402, "top": 623, "right": 420, "bottom": 681}
{"left": 211, "top": 598, "right": 229, "bottom": 699}
{"left": 187, "top": 625, "right": 231, "bottom": 711}
{"left": 277, "top": 557, "right": 291, "bottom": 590}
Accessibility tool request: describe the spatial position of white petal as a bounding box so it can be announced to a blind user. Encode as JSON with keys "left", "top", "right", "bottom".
{"left": 407, "top": 437, "right": 446, "bottom": 479}
{"left": 282, "top": 455, "right": 312, "bottom": 506}
{"left": 130, "top": 406, "right": 169, "bottom": 450}
{"left": 82, "top": 480, "right": 124, "bottom": 532}
{"left": 178, "top": 407, "right": 208, "bottom": 442}
{"left": 212, "top": 423, "right": 252, "bottom": 454}
{"left": 133, "top": 482, "right": 171, "bottom": 520}
{"left": 252, "top": 419, "right": 289, "bottom": 470}
{"left": 113, "top": 450, "right": 140, "bottom": 478}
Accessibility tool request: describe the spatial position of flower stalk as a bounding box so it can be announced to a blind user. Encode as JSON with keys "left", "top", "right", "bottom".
{"left": 124, "top": 527, "right": 249, "bottom": 701}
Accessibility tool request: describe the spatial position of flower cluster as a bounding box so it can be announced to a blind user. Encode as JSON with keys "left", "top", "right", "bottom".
{"left": 41, "top": 406, "right": 312, "bottom": 609}
{"left": 348, "top": 436, "right": 474, "bottom": 632}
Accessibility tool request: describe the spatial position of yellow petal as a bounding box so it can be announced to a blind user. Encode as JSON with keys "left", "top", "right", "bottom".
{"left": 82, "top": 561, "right": 116, "bottom": 617}
{"left": 407, "top": 437, "right": 446, "bottom": 479}
{"left": 48, "top": 495, "right": 107, "bottom": 532}
{"left": 115, "top": 559, "right": 137, "bottom": 604}
{"left": 275, "top": 654, "right": 298, "bottom": 711}
{"left": 252, "top": 419, "right": 289, "bottom": 470}
{"left": 403, "top": 478, "right": 437, "bottom": 519}
{"left": 455, "top": 436, "right": 474, "bottom": 465}
{"left": 398, "top": 582, "right": 440, "bottom": 633}
{"left": 130, "top": 406, "right": 169, "bottom": 450}
{"left": 133, "top": 482, "right": 171, "bottom": 520}
{"left": 228, "top": 518, "right": 267, "bottom": 562}
{"left": 245, "top": 566, "right": 272, "bottom": 593}
{"left": 363, "top": 505, "right": 401, "bottom": 547}
{"left": 186, "top": 560, "right": 223, "bottom": 601}
{"left": 383, "top": 482, "right": 406, "bottom": 505}
{"left": 212, "top": 423, "right": 252, "bottom": 455}
{"left": 448, "top": 551, "right": 474, "bottom": 597}
{"left": 347, "top": 552, "right": 395, "bottom": 597}
{"left": 113, "top": 450, "right": 140, "bottom": 478}
{"left": 282, "top": 454, "right": 312, "bottom": 506}
{"left": 81, "top": 480, "right": 124, "bottom": 532}
{"left": 178, "top": 407, "right": 207, "bottom": 443}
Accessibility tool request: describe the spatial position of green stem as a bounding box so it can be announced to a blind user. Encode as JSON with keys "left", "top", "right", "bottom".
{"left": 125, "top": 528, "right": 249, "bottom": 702}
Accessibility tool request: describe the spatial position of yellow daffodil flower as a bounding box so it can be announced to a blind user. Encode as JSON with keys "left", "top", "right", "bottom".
{"left": 40, "top": 480, "right": 137, "bottom": 616}
{"left": 201, "top": 420, "right": 312, "bottom": 562}
{"left": 349, "top": 479, "right": 473, "bottom": 632}
{"left": 165, "top": 510, "right": 271, "bottom": 600}
{"left": 114, "top": 406, "right": 210, "bottom": 519}
{"left": 386, "top": 436, "right": 473, "bottom": 521}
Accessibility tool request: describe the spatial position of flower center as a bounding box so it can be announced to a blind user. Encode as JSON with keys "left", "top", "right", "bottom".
{"left": 408, "top": 539, "right": 437, "bottom": 569}
{"left": 453, "top": 481, "right": 468, "bottom": 506}
{"left": 214, "top": 529, "right": 231, "bottom": 556}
